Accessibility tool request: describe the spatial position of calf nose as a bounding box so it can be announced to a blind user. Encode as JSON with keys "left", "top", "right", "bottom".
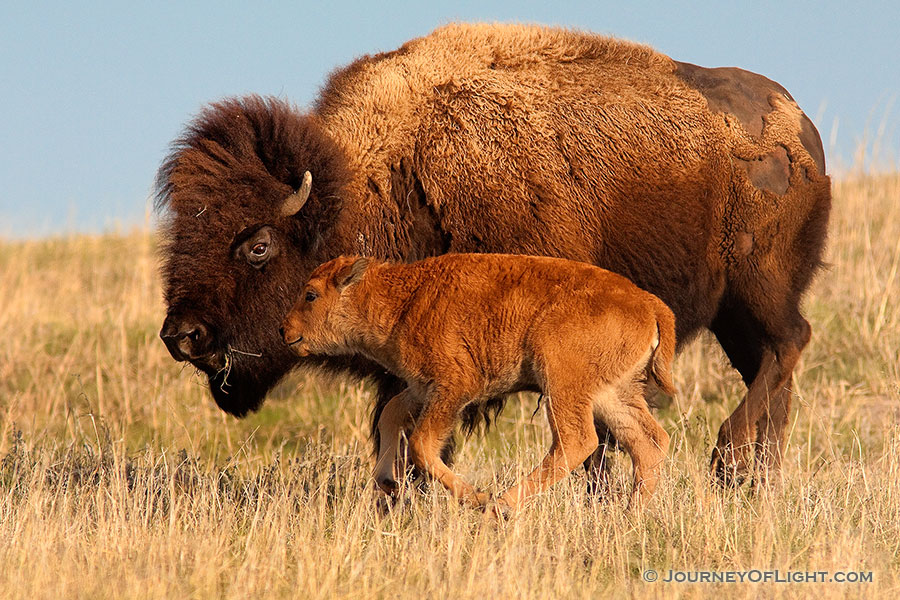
{"left": 278, "top": 326, "right": 285, "bottom": 340}
{"left": 160, "top": 314, "right": 215, "bottom": 362}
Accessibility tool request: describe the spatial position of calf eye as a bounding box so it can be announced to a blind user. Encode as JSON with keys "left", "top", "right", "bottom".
{"left": 305, "top": 291, "right": 318, "bottom": 303}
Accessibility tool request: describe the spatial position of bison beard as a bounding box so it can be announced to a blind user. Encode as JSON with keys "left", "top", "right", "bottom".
{"left": 207, "top": 370, "right": 265, "bottom": 417}
{"left": 205, "top": 356, "right": 282, "bottom": 417}
{"left": 156, "top": 23, "right": 831, "bottom": 487}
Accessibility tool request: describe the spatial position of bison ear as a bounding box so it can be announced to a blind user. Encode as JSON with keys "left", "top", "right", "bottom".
{"left": 281, "top": 171, "right": 312, "bottom": 217}
{"left": 336, "top": 257, "right": 371, "bottom": 291}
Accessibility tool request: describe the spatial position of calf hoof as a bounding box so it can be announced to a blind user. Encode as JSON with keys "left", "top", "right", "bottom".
{"left": 710, "top": 442, "right": 753, "bottom": 488}
{"left": 476, "top": 491, "right": 492, "bottom": 506}
{"left": 464, "top": 490, "right": 493, "bottom": 509}
{"left": 484, "top": 499, "right": 513, "bottom": 521}
{"left": 585, "top": 474, "right": 613, "bottom": 500}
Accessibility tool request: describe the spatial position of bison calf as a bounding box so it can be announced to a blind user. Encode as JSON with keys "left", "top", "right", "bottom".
{"left": 281, "top": 254, "right": 676, "bottom": 511}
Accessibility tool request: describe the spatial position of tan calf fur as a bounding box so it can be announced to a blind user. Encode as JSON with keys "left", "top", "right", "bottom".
{"left": 281, "top": 254, "right": 676, "bottom": 511}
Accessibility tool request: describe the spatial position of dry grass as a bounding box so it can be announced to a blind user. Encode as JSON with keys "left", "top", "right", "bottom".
{"left": 0, "top": 174, "right": 898, "bottom": 599}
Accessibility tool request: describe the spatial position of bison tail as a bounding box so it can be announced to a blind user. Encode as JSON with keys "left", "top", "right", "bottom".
{"left": 649, "top": 300, "right": 677, "bottom": 398}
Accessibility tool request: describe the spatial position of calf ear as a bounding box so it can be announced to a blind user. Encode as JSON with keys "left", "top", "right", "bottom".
{"left": 336, "top": 257, "right": 371, "bottom": 291}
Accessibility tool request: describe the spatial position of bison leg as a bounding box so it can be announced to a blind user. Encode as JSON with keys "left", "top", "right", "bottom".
{"left": 372, "top": 389, "right": 417, "bottom": 496}
{"left": 752, "top": 321, "right": 808, "bottom": 484}
{"left": 710, "top": 302, "right": 810, "bottom": 486}
{"left": 372, "top": 374, "right": 407, "bottom": 459}
{"left": 498, "top": 392, "right": 599, "bottom": 511}
{"left": 407, "top": 391, "right": 490, "bottom": 509}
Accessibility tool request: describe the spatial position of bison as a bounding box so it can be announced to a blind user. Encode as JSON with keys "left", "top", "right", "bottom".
{"left": 280, "top": 254, "right": 676, "bottom": 510}
{"left": 156, "top": 23, "right": 831, "bottom": 486}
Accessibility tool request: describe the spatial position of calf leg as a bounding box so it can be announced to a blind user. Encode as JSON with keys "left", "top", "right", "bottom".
{"left": 372, "top": 375, "right": 451, "bottom": 483}
{"left": 583, "top": 417, "right": 615, "bottom": 496}
{"left": 408, "top": 392, "right": 490, "bottom": 509}
{"left": 592, "top": 383, "right": 669, "bottom": 507}
{"left": 498, "top": 393, "right": 599, "bottom": 510}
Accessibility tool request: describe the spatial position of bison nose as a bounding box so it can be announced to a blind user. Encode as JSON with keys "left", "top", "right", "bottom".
{"left": 160, "top": 315, "right": 216, "bottom": 362}
{"left": 278, "top": 326, "right": 285, "bottom": 340}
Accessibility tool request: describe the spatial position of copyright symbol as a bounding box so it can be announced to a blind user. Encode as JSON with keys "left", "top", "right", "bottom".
{"left": 643, "top": 570, "right": 658, "bottom": 582}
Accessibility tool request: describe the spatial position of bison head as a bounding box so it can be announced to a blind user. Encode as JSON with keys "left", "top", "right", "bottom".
{"left": 156, "top": 96, "right": 352, "bottom": 416}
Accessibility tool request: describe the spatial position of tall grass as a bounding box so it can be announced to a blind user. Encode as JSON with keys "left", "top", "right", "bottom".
{"left": 0, "top": 174, "right": 898, "bottom": 599}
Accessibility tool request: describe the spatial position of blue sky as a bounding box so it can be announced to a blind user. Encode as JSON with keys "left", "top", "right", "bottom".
{"left": 1, "top": 1, "right": 897, "bottom": 238}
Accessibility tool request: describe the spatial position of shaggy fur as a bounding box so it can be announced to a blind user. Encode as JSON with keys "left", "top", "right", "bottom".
{"left": 281, "top": 254, "right": 677, "bottom": 510}
{"left": 156, "top": 23, "right": 831, "bottom": 485}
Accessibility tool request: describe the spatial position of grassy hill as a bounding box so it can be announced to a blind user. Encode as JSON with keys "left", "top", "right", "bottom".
{"left": 0, "top": 174, "right": 898, "bottom": 598}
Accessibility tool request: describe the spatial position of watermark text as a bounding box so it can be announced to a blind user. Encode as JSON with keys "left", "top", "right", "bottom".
{"left": 642, "top": 569, "right": 872, "bottom": 584}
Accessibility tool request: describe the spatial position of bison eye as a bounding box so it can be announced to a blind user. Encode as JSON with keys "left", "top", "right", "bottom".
{"left": 305, "top": 290, "right": 318, "bottom": 303}
{"left": 234, "top": 225, "right": 278, "bottom": 269}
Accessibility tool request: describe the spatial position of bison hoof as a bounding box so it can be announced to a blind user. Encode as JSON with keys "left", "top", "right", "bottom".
{"left": 376, "top": 476, "right": 400, "bottom": 496}
{"left": 374, "top": 493, "right": 412, "bottom": 515}
{"left": 374, "top": 494, "right": 393, "bottom": 515}
{"left": 710, "top": 443, "right": 753, "bottom": 487}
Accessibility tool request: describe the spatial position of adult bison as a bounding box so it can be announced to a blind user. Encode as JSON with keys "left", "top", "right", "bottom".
{"left": 156, "top": 23, "right": 830, "bottom": 486}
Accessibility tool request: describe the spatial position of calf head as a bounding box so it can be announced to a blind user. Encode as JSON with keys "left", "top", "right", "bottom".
{"left": 281, "top": 256, "right": 371, "bottom": 357}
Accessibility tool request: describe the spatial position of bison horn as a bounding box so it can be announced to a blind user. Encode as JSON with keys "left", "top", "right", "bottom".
{"left": 281, "top": 171, "right": 312, "bottom": 217}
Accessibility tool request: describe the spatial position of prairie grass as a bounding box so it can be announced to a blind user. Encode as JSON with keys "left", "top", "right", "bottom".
{"left": 0, "top": 174, "right": 898, "bottom": 599}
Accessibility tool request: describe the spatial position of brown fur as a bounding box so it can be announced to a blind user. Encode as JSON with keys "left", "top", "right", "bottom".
{"left": 156, "top": 23, "right": 831, "bottom": 485}
{"left": 281, "top": 254, "right": 677, "bottom": 510}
